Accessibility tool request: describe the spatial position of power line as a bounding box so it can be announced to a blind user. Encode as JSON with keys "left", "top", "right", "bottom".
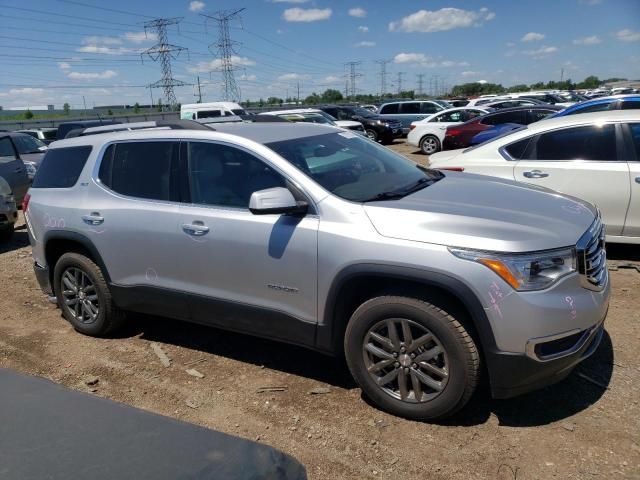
{"left": 0, "top": 4, "right": 138, "bottom": 27}
{"left": 53, "top": 0, "right": 155, "bottom": 19}
{"left": 201, "top": 9, "right": 245, "bottom": 102}
{"left": 142, "top": 17, "right": 189, "bottom": 109}
{"left": 374, "top": 59, "right": 390, "bottom": 98}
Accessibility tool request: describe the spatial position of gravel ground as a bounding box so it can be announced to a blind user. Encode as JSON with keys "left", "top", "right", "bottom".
{"left": 1, "top": 141, "right": 639, "bottom": 479}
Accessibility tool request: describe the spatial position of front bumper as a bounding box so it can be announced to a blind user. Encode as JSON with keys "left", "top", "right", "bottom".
{"left": 488, "top": 312, "right": 606, "bottom": 398}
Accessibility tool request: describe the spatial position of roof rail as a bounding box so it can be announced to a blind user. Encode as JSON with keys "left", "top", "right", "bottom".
{"left": 64, "top": 119, "right": 213, "bottom": 138}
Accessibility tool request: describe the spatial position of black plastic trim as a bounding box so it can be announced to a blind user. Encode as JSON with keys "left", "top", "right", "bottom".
{"left": 33, "top": 262, "right": 52, "bottom": 296}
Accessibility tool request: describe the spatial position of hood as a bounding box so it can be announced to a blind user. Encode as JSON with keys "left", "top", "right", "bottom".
{"left": 20, "top": 152, "right": 46, "bottom": 165}
{"left": 363, "top": 172, "right": 596, "bottom": 252}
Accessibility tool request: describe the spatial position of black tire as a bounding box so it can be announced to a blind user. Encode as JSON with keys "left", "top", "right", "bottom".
{"left": 344, "top": 296, "right": 479, "bottom": 420}
{"left": 53, "top": 252, "right": 125, "bottom": 337}
{"left": 0, "top": 224, "right": 14, "bottom": 242}
{"left": 419, "top": 135, "right": 441, "bottom": 155}
{"left": 365, "top": 129, "right": 379, "bottom": 142}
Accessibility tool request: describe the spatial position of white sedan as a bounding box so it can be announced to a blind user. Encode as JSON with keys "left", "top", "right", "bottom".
{"left": 429, "top": 110, "right": 640, "bottom": 244}
{"left": 407, "top": 107, "right": 489, "bottom": 155}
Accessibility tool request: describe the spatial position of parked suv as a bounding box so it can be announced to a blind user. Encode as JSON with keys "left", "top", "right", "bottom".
{"left": 0, "top": 133, "right": 30, "bottom": 205}
{"left": 26, "top": 120, "right": 609, "bottom": 420}
{"left": 317, "top": 105, "right": 402, "bottom": 143}
{"left": 0, "top": 175, "right": 17, "bottom": 241}
{"left": 378, "top": 101, "right": 447, "bottom": 134}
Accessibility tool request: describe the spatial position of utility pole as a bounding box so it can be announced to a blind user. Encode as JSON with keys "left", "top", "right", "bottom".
{"left": 416, "top": 74, "right": 425, "bottom": 97}
{"left": 560, "top": 68, "right": 564, "bottom": 83}
{"left": 344, "top": 79, "right": 349, "bottom": 100}
{"left": 396, "top": 71, "right": 405, "bottom": 95}
{"left": 194, "top": 75, "right": 203, "bottom": 102}
{"left": 296, "top": 80, "right": 300, "bottom": 104}
{"left": 201, "top": 8, "right": 245, "bottom": 102}
{"left": 344, "top": 61, "right": 362, "bottom": 100}
{"left": 82, "top": 95, "right": 87, "bottom": 117}
{"left": 142, "top": 17, "right": 189, "bottom": 110}
{"left": 374, "top": 59, "right": 391, "bottom": 99}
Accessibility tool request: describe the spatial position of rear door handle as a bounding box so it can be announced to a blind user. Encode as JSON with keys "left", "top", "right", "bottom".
{"left": 82, "top": 213, "right": 104, "bottom": 225}
{"left": 523, "top": 170, "right": 549, "bottom": 179}
{"left": 182, "top": 222, "right": 209, "bottom": 236}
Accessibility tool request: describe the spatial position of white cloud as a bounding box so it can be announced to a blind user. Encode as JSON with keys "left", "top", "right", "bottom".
{"left": 523, "top": 46, "right": 558, "bottom": 58}
{"left": 9, "top": 88, "right": 44, "bottom": 96}
{"left": 348, "top": 7, "right": 366, "bottom": 18}
{"left": 189, "top": 1, "right": 205, "bottom": 12}
{"left": 461, "top": 71, "right": 480, "bottom": 77}
{"left": 78, "top": 45, "right": 134, "bottom": 55}
{"left": 393, "top": 52, "right": 467, "bottom": 68}
{"left": 58, "top": 62, "right": 71, "bottom": 70}
{"left": 188, "top": 56, "right": 255, "bottom": 73}
{"left": 124, "top": 31, "right": 157, "bottom": 43}
{"left": 239, "top": 74, "right": 257, "bottom": 81}
{"left": 82, "top": 36, "right": 122, "bottom": 45}
{"left": 573, "top": 35, "right": 601, "bottom": 45}
{"left": 324, "top": 75, "right": 341, "bottom": 83}
{"left": 355, "top": 41, "right": 376, "bottom": 47}
{"left": 283, "top": 8, "right": 332, "bottom": 22}
{"left": 277, "top": 73, "right": 310, "bottom": 81}
{"left": 358, "top": 25, "right": 369, "bottom": 33}
{"left": 67, "top": 70, "right": 118, "bottom": 80}
{"left": 389, "top": 7, "right": 495, "bottom": 33}
{"left": 615, "top": 29, "right": 640, "bottom": 42}
{"left": 521, "top": 32, "right": 545, "bottom": 42}
{"left": 477, "top": 80, "right": 488, "bottom": 84}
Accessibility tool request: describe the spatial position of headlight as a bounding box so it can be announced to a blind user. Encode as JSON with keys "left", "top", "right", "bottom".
{"left": 449, "top": 247, "right": 576, "bottom": 291}
{"left": 24, "top": 161, "right": 37, "bottom": 178}
{"left": 376, "top": 120, "right": 385, "bottom": 125}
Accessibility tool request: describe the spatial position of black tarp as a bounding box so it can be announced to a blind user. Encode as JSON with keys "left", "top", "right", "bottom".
{"left": 0, "top": 368, "right": 306, "bottom": 480}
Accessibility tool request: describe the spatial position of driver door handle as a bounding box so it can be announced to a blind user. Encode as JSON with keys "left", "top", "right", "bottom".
{"left": 182, "top": 222, "right": 210, "bottom": 236}
{"left": 523, "top": 170, "right": 549, "bottom": 179}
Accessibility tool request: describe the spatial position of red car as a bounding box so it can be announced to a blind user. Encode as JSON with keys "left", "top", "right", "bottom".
{"left": 442, "top": 105, "right": 562, "bottom": 150}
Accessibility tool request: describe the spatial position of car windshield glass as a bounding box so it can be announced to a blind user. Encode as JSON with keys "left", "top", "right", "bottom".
{"left": 463, "top": 125, "right": 528, "bottom": 153}
{"left": 13, "top": 135, "right": 46, "bottom": 153}
{"left": 434, "top": 100, "right": 452, "bottom": 108}
{"left": 317, "top": 111, "right": 338, "bottom": 121}
{"left": 351, "top": 107, "right": 375, "bottom": 118}
{"left": 231, "top": 109, "right": 247, "bottom": 115}
{"left": 41, "top": 130, "right": 57, "bottom": 140}
{"left": 266, "top": 132, "right": 443, "bottom": 202}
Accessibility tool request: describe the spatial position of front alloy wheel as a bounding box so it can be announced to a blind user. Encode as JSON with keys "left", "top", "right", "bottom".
{"left": 363, "top": 318, "right": 449, "bottom": 403}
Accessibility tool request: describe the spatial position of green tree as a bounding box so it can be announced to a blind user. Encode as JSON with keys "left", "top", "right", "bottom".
{"left": 24, "top": 109, "right": 34, "bottom": 119}
{"left": 398, "top": 90, "right": 415, "bottom": 99}
{"left": 320, "top": 89, "right": 343, "bottom": 103}
{"left": 107, "top": 109, "right": 113, "bottom": 116}
{"left": 133, "top": 102, "right": 140, "bottom": 114}
{"left": 63, "top": 103, "right": 70, "bottom": 115}
{"left": 577, "top": 75, "right": 601, "bottom": 89}
{"left": 506, "top": 84, "right": 529, "bottom": 93}
{"left": 266, "top": 96, "right": 283, "bottom": 105}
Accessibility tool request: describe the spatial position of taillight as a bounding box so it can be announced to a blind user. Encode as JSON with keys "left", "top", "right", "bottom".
{"left": 438, "top": 167, "right": 465, "bottom": 172}
{"left": 22, "top": 192, "right": 30, "bottom": 212}
{"left": 409, "top": 125, "right": 416, "bottom": 130}
{"left": 447, "top": 129, "right": 461, "bottom": 136}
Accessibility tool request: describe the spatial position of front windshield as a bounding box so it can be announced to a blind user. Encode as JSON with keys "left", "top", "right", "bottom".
{"left": 279, "top": 114, "right": 333, "bottom": 125}
{"left": 317, "top": 111, "right": 338, "bottom": 121}
{"left": 266, "top": 132, "right": 443, "bottom": 202}
{"left": 231, "top": 109, "right": 247, "bottom": 115}
{"left": 13, "top": 135, "right": 46, "bottom": 154}
{"left": 351, "top": 107, "right": 375, "bottom": 118}
{"left": 434, "top": 100, "right": 452, "bottom": 108}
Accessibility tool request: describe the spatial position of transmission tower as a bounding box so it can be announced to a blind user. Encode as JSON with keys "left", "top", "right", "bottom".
{"left": 201, "top": 8, "right": 245, "bottom": 102}
{"left": 374, "top": 59, "right": 391, "bottom": 98}
{"left": 344, "top": 61, "right": 362, "bottom": 100}
{"left": 142, "top": 18, "right": 188, "bottom": 110}
{"left": 397, "top": 71, "right": 405, "bottom": 95}
{"left": 416, "top": 74, "right": 425, "bottom": 97}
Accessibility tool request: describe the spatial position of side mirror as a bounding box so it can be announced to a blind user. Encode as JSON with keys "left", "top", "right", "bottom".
{"left": 249, "top": 187, "right": 308, "bottom": 216}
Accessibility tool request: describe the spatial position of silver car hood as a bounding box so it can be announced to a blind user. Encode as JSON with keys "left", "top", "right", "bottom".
{"left": 363, "top": 172, "right": 596, "bottom": 252}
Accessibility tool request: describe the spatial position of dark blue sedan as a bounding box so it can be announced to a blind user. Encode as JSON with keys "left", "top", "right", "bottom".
{"left": 548, "top": 94, "right": 640, "bottom": 117}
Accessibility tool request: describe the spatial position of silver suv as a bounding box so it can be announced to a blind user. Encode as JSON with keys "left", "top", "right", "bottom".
{"left": 25, "top": 121, "right": 610, "bottom": 420}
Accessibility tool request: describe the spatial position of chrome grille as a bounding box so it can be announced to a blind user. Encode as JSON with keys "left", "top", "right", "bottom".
{"left": 576, "top": 216, "right": 607, "bottom": 291}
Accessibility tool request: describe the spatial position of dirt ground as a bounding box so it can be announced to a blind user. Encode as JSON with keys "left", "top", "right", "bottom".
{"left": 1, "top": 141, "right": 639, "bottom": 479}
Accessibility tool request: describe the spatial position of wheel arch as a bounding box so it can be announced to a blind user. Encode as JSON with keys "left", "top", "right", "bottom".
{"left": 318, "top": 264, "right": 498, "bottom": 360}
{"left": 43, "top": 230, "right": 112, "bottom": 287}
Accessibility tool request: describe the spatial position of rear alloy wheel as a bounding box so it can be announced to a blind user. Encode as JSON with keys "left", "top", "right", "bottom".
{"left": 345, "top": 296, "right": 479, "bottom": 420}
{"left": 419, "top": 135, "right": 441, "bottom": 155}
{"left": 365, "top": 129, "right": 378, "bottom": 142}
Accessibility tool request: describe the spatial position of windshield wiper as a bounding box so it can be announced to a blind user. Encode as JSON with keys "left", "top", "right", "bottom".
{"left": 362, "top": 177, "right": 435, "bottom": 202}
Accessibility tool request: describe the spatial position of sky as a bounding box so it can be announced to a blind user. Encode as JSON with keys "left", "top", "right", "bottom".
{"left": 1, "top": 0, "right": 639, "bottom": 109}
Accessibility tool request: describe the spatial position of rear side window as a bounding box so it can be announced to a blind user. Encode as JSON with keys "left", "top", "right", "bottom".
{"left": 399, "top": 103, "right": 420, "bottom": 114}
{"left": 419, "top": 102, "right": 439, "bottom": 114}
{"left": 481, "top": 111, "right": 525, "bottom": 126}
{"left": 380, "top": 104, "right": 399, "bottom": 114}
{"left": 0, "top": 137, "right": 17, "bottom": 161}
{"left": 527, "top": 125, "right": 617, "bottom": 161}
{"left": 620, "top": 100, "right": 640, "bottom": 110}
{"left": 503, "top": 138, "right": 531, "bottom": 160}
{"left": 98, "top": 141, "right": 179, "bottom": 201}
{"left": 32, "top": 146, "right": 92, "bottom": 188}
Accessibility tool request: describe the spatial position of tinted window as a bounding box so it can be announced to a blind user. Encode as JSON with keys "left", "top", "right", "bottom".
{"left": 380, "top": 104, "right": 399, "bottom": 114}
{"left": 620, "top": 100, "right": 640, "bottom": 110}
{"left": 481, "top": 111, "right": 525, "bottom": 126}
{"left": 12, "top": 135, "right": 45, "bottom": 154}
{"left": 434, "top": 111, "right": 464, "bottom": 122}
{"left": 322, "top": 108, "right": 338, "bottom": 117}
{"left": 334, "top": 109, "right": 352, "bottom": 120}
{"left": 188, "top": 142, "right": 285, "bottom": 208}
{"left": 528, "top": 109, "right": 556, "bottom": 122}
{"left": 569, "top": 103, "right": 615, "bottom": 115}
{"left": 504, "top": 138, "right": 531, "bottom": 160}
{"left": 99, "top": 142, "right": 179, "bottom": 201}
{"left": 529, "top": 125, "right": 617, "bottom": 161}
{"left": 419, "top": 102, "right": 439, "bottom": 114}
{"left": 399, "top": 103, "right": 420, "bottom": 114}
{"left": 629, "top": 124, "right": 640, "bottom": 158}
{"left": 197, "top": 110, "right": 222, "bottom": 118}
{"left": 0, "top": 137, "right": 17, "bottom": 161}
{"left": 32, "top": 146, "right": 92, "bottom": 188}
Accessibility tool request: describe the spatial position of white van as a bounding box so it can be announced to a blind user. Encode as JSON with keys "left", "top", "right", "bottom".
{"left": 180, "top": 102, "right": 247, "bottom": 120}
